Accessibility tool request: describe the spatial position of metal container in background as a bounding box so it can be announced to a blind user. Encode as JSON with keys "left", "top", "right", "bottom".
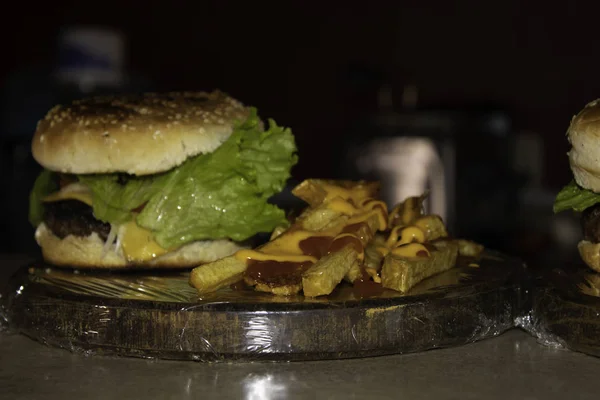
{"left": 354, "top": 129, "right": 455, "bottom": 230}
{"left": 336, "top": 81, "right": 522, "bottom": 251}
{"left": 338, "top": 84, "right": 458, "bottom": 232}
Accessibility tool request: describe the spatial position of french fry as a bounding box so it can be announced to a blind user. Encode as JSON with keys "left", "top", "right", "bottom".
{"left": 364, "top": 234, "right": 387, "bottom": 271}
{"left": 413, "top": 215, "right": 448, "bottom": 241}
{"left": 456, "top": 239, "right": 485, "bottom": 258}
{"left": 302, "top": 246, "right": 358, "bottom": 297}
{"left": 298, "top": 206, "right": 349, "bottom": 232}
{"left": 253, "top": 282, "right": 303, "bottom": 296}
{"left": 388, "top": 193, "right": 427, "bottom": 227}
{"left": 343, "top": 212, "right": 382, "bottom": 283}
{"left": 189, "top": 256, "right": 247, "bottom": 295}
{"left": 292, "top": 179, "right": 379, "bottom": 207}
{"left": 190, "top": 179, "right": 478, "bottom": 299}
{"left": 190, "top": 201, "right": 351, "bottom": 294}
{"left": 381, "top": 239, "right": 459, "bottom": 293}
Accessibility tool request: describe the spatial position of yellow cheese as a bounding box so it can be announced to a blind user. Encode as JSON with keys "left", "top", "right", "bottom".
{"left": 43, "top": 183, "right": 171, "bottom": 263}
{"left": 391, "top": 243, "right": 430, "bottom": 258}
{"left": 397, "top": 226, "right": 425, "bottom": 246}
{"left": 262, "top": 230, "right": 329, "bottom": 255}
{"left": 42, "top": 183, "right": 94, "bottom": 207}
{"left": 386, "top": 225, "right": 426, "bottom": 248}
{"left": 233, "top": 183, "right": 389, "bottom": 267}
{"left": 327, "top": 197, "right": 361, "bottom": 215}
{"left": 347, "top": 209, "right": 388, "bottom": 232}
{"left": 361, "top": 199, "right": 388, "bottom": 213}
{"left": 321, "top": 183, "right": 371, "bottom": 204}
{"left": 386, "top": 226, "right": 404, "bottom": 247}
{"left": 120, "top": 219, "right": 169, "bottom": 262}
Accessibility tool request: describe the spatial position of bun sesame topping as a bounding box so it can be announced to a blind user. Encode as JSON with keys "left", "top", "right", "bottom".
{"left": 32, "top": 90, "right": 250, "bottom": 175}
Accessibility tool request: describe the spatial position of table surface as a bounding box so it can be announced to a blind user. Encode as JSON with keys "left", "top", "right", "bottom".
{"left": 2, "top": 256, "right": 600, "bottom": 400}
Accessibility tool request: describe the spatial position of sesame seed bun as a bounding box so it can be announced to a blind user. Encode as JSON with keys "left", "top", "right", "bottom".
{"left": 568, "top": 99, "right": 600, "bottom": 193}
{"left": 31, "top": 90, "right": 250, "bottom": 176}
{"left": 34, "top": 223, "right": 246, "bottom": 269}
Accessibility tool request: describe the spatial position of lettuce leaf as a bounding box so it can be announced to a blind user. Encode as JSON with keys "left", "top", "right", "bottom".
{"left": 79, "top": 109, "right": 298, "bottom": 248}
{"left": 28, "top": 169, "right": 58, "bottom": 226}
{"left": 78, "top": 173, "right": 170, "bottom": 225}
{"left": 553, "top": 180, "right": 600, "bottom": 213}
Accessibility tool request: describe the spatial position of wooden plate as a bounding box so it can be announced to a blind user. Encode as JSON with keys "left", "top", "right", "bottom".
{"left": 1, "top": 251, "right": 528, "bottom": 361}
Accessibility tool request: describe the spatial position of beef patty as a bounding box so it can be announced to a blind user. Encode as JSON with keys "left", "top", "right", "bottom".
{"left": 44, "top": 200, "right": 111, "bottom": 241}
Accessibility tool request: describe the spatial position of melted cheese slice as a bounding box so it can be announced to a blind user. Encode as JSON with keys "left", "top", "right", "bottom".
{"left": 120, "top": 219, "right": 169, "bottom": 262}
{"left": 42, "top": 183, "right": 94, "bottom": 207}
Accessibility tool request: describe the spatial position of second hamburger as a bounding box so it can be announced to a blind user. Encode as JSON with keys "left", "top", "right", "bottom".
{"left": 555, "top": 99, "right": 600, "bottom": 272}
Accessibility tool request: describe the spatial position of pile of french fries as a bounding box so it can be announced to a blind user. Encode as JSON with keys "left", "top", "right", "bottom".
{"left": 189, "top": 179, "right": 484, "bottom": 298}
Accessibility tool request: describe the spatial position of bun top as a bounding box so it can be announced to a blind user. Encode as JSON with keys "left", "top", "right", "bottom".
{"left": 32, "top": 90, "right": 250, "bottom": 175}
{"left": 568, "top": 99, "right": 600, "bottom": 192}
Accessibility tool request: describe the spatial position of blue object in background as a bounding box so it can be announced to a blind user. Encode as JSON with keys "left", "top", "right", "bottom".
{"left": 0, "top": 26, "right": 154, "bottom": 254}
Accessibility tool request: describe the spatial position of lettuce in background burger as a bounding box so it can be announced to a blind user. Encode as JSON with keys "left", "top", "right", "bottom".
{"left": 28, "top": 91, "right": 298, "bottom": 269}
{"left": 554, "top": 99, "right": 600, "bottom": 272}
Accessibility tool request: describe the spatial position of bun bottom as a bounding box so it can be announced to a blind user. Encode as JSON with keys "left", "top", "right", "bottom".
{"left": 35, "top": 223, "right": 244, "bottom": 269}
{"left": 578, "top": 240, "right": 600, "bottom": 273}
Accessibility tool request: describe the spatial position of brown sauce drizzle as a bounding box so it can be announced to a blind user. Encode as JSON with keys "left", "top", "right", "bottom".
{"left": 352, "top": 268, "right": 384, "bottom": 299}
{"left": 328, "top": 235, "right": 364, "bottom": 254}
{"left": 422, "top": 242, "right": 436, "bottom": 252}
{"left": 362, "top": 198, "right": 386, "bottom": 213}
{"left": 246, "top": 260, "right": 313, "bottom": 286}
{"left": 299, "top": 236, "right": 334, "bottom": 258}
{"left": 242, "top": 195, "right": 388, "bottom": 291}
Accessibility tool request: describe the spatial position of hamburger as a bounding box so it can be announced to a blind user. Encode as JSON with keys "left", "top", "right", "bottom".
{"left": 554, "top": 99, "right": 600, "bottom": 272}
{"left": 28, "top": 90, "right": 298, "bottom": 269}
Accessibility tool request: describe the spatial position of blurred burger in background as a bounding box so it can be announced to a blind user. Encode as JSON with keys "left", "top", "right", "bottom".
{"left": 554, "top": 99, "right": 600, "bottom": 272}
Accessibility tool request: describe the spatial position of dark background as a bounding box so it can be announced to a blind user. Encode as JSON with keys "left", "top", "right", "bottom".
{"left": 1, "top": 0, "right": 597, "bottom": 266}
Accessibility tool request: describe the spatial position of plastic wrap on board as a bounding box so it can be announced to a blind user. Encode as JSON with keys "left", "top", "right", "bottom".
{"left": 0, "top": 250, "right": 529, "bottom": 362}
{"left": 516, "top": 265, "right": 600, "bottom": 357}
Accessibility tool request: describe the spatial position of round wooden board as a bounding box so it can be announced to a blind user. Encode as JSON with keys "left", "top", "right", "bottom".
{"left": 531, "top": 264, "right": 600, "bottom": 357}
{"left": 1, "top": 251, "right": 528, "bottom": 362}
